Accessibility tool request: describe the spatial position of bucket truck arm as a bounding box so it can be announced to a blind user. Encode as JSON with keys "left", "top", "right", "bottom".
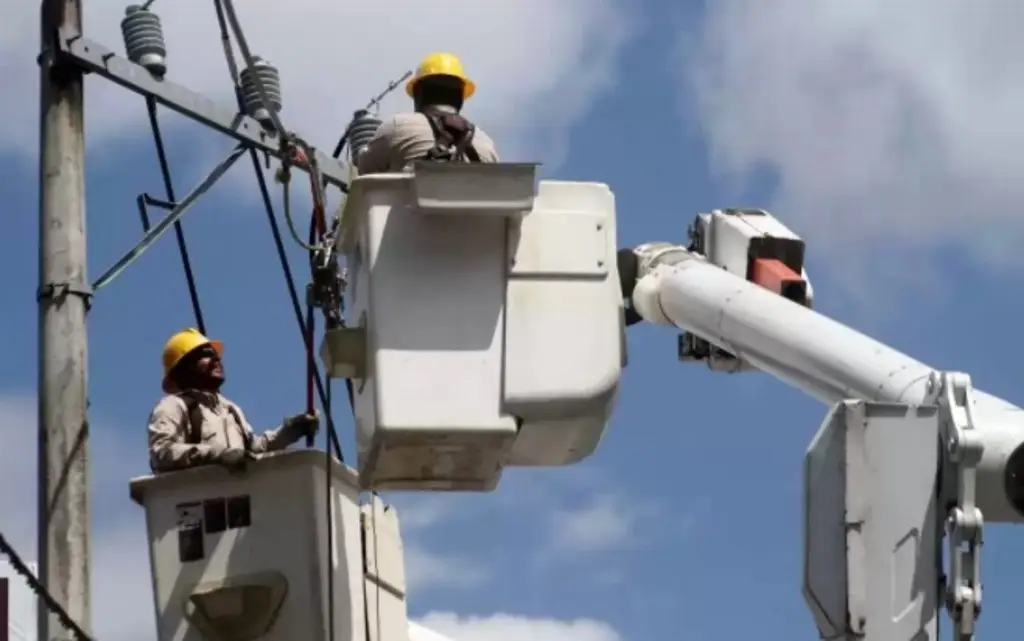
{"left": 623, "top": 209, "right": 1024, "bottom": 641}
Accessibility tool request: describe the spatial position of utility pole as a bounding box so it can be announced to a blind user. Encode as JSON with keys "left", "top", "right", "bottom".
{"left": 38, "top": 0, "right": 90, "bottom": 638}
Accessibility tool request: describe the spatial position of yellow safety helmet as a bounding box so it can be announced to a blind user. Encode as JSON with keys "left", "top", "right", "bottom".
{"left": 406, "top": 52, "right": 476, "bottom": 100}
{"left": 161, "top": 328, "right": 223, "bottom": 393}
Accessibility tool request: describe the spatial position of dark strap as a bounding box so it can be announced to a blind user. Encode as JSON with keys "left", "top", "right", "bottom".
{"left": 178, "top": 392, "right": 251, "bottom": 450}
{"left": 421, "top": 108, "right": 482, "bottom": 163}
{"left": 178, "top": 392, "right": 204, "bottom": 445}
{"left": 229, "top": 405, "right": 252, "bottom": 451}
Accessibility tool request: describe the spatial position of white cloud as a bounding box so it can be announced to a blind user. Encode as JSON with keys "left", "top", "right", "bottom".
{"left": 386, "top": 495, "right": 491, "bottom": 591}
{"left": 414, "top": 612, "right": 623, "bottom": 641}
{"left": 546, "top": 493, "right": 649, "bottom": 555}
{"left": 5, "top": 0, "right": 635, "bottom": 169}
{"left": 405, "top": 544, "right": 490, "bottom": 591}
{"left": 389, "top": 495, "right": 459, "bottom": 531}
{"left": 685, "top": 0, "right": 1024, "bottom": 268}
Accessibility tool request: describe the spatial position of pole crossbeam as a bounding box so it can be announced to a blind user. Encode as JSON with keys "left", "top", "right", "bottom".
{"left": 54, "top": 28, "right": 350, "bottom": 188}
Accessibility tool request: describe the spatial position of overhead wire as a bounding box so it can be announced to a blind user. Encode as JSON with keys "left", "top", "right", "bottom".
{"left": 219, "top": 0, "right": 329, "bottom": 246}
{"left": 305, "top": 215, "right": 318, "bottom": 444}
{"left": 208, "top": 11, "right": 378, "bottom": 641}
{"left": 248, "top": 148, "right": 344, "bottom": 460}
{"left": 279, "top": 169, "right": 321, "bottom": 252}
{"left": 310, "top": 211, "right": 336, "bottom": 641}
{"left": 211, "top": 0, "right": 344, "bottom": 461}
{"left": 143, "top": 97, "right": 206, "bottom": 333}
{"left": 220, "top": 3, "right": 348, "bottom": 634}
{"left": 0, "top": 532, "right": 94, "bottom": 641}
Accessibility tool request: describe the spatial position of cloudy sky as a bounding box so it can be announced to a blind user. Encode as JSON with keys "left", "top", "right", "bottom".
{"left": 4, "top": 0, "right": 1024, "bottom": 640}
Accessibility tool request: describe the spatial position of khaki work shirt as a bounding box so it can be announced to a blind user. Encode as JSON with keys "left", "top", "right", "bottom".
{"left": 147, "top": 392, "right": 292, "bottom": 473}
{"left": 355, "top": 111, "right": 499, "bottom": 175}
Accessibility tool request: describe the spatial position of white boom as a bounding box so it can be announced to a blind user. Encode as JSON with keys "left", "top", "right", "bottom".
{"left": 626, "top": 210, "right": 1024, "bottom": 640}
{"left": 630, "top": 240, "right": 1024, "bottom": 524}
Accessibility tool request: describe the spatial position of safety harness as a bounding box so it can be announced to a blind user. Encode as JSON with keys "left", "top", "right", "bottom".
{"left": 177, "top": 390, "right": 251, "bottom": 450}
{"left": 420, "top": 106, "right": 482, "bottom": 163}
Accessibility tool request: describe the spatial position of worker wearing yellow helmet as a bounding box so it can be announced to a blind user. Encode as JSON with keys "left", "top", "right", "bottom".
{"left": 147, "top": 328, "right": 320, "bottom": 473}
{"left": 355, "top": 52, "right": 499, "bottom": 174}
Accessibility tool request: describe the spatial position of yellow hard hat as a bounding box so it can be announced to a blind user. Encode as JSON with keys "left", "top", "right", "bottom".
{"left": 406, "top": 52, "right": 476, "bottom": 100}
{"left": 161, "top": 328, "right": 223, "bottom": 393}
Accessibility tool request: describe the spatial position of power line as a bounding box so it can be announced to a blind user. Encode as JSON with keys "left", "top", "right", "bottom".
{"left": 0, "top": 532, "right": 94, "bottom": 641}
{"left": 211, "top": 0, "right": 345, "bottom": 459}
{"left": 143, "top": 97, "right": 206, "bottom": 334}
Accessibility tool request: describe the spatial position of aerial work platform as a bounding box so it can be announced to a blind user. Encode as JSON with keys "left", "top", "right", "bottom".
{"left": 130, "top": 450, "right": 411, "bottom": 641}
{"left": 321, "top": 163, "right": 625, "bottom": 491}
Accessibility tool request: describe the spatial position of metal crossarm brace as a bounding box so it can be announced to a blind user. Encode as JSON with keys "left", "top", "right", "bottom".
{"left": 927, "top": 371, "right": 985, "bottom": 640}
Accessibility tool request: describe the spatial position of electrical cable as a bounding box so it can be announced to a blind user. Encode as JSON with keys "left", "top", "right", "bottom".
{"left": 311, "top": 212, "right": 337, "bottom": 641}
{"left": 211, "top": 0, "right": 343, "bottom": 461}
{"left": 0, "top": 532, "right": 94, "bottom": 641}
{"left": 305, "top": 215, "right": 318, "bottom": 439}
{"left": 144, "top": 97, "right": 206, "bottom": 333}
{"left": 246, "top": 127, "right": 343, "bottom": 461}
{"left": 212, "top": 0, "right": 355, "bottom": 445}
{"left": 219, "top": 0, "right": 329, "bottom": 248}
{"left": 280, "top": 171, "right": 321, "bottom": 252}
{"left": 325, "top": 377, "right": 335, "bottom": 641}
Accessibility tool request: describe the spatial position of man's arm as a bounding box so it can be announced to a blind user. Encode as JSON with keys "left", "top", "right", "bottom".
{"left": 148, "top": 397, "right": 217, "bottom": 472}
{"left": 355, "top": 118, "right": 398, "bottom": 175}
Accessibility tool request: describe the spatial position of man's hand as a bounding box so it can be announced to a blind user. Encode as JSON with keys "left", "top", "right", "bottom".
{"left": 214, "top": 447, "right": 250, "bottom": 473}
{"left": 281, "top": 410, "right": 320, "bottom": 444}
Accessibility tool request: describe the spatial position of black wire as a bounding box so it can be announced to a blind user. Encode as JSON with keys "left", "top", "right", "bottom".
{"left": 0, "top": 532, "right": 93, "bottom": 641}
{"left": 145, "top": 98, "right": 206, "bottom": 334}
{"left": 306, "top": 215, "right": 317, "bottom": 446}
{"left": 330, "top": 127, "right": 350, "bottom": 160}
{"left": 247, "top": 149, "right": 343, "bottom": 460}
{"left": 209, "top": 0, "right": 342, "bottom": 460}
{"left": 314, "top": 212, "right": 336, "bottom": 641}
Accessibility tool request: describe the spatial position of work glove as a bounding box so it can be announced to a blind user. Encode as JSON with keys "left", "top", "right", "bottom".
{"left": 281, "top": 410, "right": 320, "bottom": 444}
{"left": 212, "top": 446, "right": 249, "bottom": 473}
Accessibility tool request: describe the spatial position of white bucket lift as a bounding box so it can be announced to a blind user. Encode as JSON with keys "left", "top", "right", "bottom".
{"left": 130, "top": 450, "right": 412, "bottom": 641}
{"left": 321, "top": 163, "right": 624, "bottom": 491}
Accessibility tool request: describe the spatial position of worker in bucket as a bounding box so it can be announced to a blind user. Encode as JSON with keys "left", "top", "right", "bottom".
{"left": 355, "top": 52, "right": 499, "bottom": 174}
{"left": 147, "top": 328, "right": 320, "bottom": 473}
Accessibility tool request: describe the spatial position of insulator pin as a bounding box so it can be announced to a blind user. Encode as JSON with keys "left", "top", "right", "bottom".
{"left": 121, "top": 5, "right": 167, "bottom": 78}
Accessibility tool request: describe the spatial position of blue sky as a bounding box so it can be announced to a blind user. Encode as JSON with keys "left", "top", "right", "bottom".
{"left": 3, "top": 1, "right": 1024, "bottom": 640}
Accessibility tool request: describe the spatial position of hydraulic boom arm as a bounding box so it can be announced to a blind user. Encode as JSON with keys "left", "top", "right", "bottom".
{"left": 623, "top": 210, "right": 1024, "bottom": 640}
{"left": 627, "top": 237, "right": 1024, "bottom": 524}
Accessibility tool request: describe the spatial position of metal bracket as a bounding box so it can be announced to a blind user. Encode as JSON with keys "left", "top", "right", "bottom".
{"left": 37, "top": 282, "right": 93, "bottom": 311}
{"left": 926, "top": 371, "right": 985, "bottom": 640}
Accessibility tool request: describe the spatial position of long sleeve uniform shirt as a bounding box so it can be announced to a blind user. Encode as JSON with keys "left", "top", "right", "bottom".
{"left": 355, "top": 111, "right": 499, "bottom": 175}
{"left": 147, "top": 391, "right": 292, "bottom": 473}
